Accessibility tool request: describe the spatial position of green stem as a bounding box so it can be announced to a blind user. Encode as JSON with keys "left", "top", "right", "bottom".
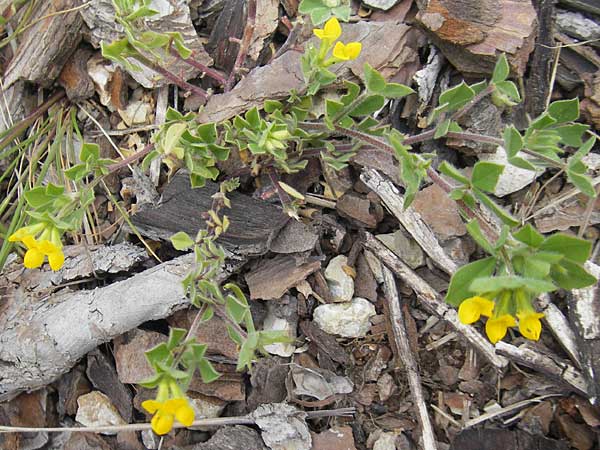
{"left": 331, "top": 91, "right": 369, "bottom": 123}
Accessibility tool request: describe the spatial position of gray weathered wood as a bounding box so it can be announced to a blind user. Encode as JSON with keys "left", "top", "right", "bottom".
{"left": 131, "top": 174, "right": 289, "bottom": 256}
{"left": 4, "top": 0, "right": 83, "bottom": 88}
{"left": 0, "top": 253, "right": 242, "bottom": 401}
{"left": 363, "top": 232, "right": 508, "bottom": 369}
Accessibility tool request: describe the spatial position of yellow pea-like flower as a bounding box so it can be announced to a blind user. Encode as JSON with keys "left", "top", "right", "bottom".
{"left": 517, "top": 311, "right": 545, "bottom": 341}
{"left": 313, "top": 17, "right": 342, "bottom": 43}
{"left": 142, "top": 398, "right": 195, "bottom": 435}
{"left": 332, "top": 41, "right": 362, "bottom": 61}
{"left": 485, "top": 314, "right": 516, "bottom": 344}
{"left": 457, "top": 296, "right": 495, "bottom": 324}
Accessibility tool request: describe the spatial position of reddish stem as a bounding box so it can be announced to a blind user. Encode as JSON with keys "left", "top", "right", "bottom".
{"left": 106, "top": 143, "right": 154, "bottom": 174}
{"left": 225, "top": 0, "right": 256, "bottom": 92}
{"left": 134, "top": 53, "right": 208, "bottom": 100}
{"left": 169, "top": 47, "right": 227, "bottom": 86}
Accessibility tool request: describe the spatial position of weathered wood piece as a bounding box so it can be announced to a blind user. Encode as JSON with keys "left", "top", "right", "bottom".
{"left": 363, "top": 232, "right": 508, "bottom": 369}
{"left": 0, "top": 253, "right": 242, "bottom": 401}
{"left": 81, "top": 0, "right": 212, "bottom": 89}
{"left": 3, "top": 0, "right": 83, "bottom": 89}
{"left": 361, "top": 169, "right": 458, "bottom": 275}
{"left": 495, "top": 341, "right": 590, "bottom": 397}
{"left": 568, "top": 262, "right": 600, "bottom": 403}
{"left": 415, "top": 0, "right": 537, "bottom": 76}
{"left": 381, "top": 266, "right": 439, "bottom": 450}
{"left": 558, "top": 0, "right": 600, "bottom": 15}
{"left": 131, "top": 174, "right": 289, "bottom": 256}
{"left": 199, "top": 20, "right": 420, "bottom": 123}
{"left": 245, "top": 255, "right": 321, "bottom": 300}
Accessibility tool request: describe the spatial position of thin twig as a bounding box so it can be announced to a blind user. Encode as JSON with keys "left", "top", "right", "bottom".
{"left": 381, "top": 265, "right": 439, "bottom": 450}
{"left": 362, "top": 231, "right": 509, "bottom": 369}
{"left": 577, "top": 184, "right": 600, "bottom": 238}
{"left": 105, "top": 143, "right": 153, "bottom": 174}
{"left": 169, "top": 47, "right": 227, "bottom": 86}
{"left": 0, "top": 407, "right": 354, "bottom": 434}
{"left": 225, "top": 0, "right": 256, "bottom": 91}
{"left": 134, "top": 53, "right": 208, "bottom": 100}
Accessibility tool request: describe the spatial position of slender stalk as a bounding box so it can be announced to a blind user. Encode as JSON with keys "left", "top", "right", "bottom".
{"left": 169, "top": 46, "right": 227, "bottom": 86}
{"left": 0, "top": 90, "right": 65, "bottom": 150}
{"left": 134, "top": 53, "right": 208, "bottom": 100}
{"left": 225, "top": 0, "right": 256, "bottom": 91}
{"left": 105, "top": 143, "right": 153, "bottom": 174}
{"left": 451, "top": 84, "right": 496, "bottom": 121}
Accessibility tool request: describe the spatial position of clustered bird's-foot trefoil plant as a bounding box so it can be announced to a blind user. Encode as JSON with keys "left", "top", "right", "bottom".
{"left": 4, "top": 3, "right": 598, "bottom": 438}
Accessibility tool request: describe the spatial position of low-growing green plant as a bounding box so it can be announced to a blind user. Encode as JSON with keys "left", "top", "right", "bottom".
{"left": 3, "top": 6, "right": 598, "bottom": 437}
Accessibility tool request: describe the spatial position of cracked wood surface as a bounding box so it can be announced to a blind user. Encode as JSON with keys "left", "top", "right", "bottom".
{"left": 0, "top": 253, "right": 243, "bottom": 400}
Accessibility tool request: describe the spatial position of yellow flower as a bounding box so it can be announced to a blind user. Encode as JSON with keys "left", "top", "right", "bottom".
{"left": 9, "top": 224, "right": 65, "bottom": 271}
{"left": 458, "top": 296, "right": 495, "bottom": 324}
{"left": 142, "top": 398, "right": 195, "bottom": 435}
{"left": 313, "top": 17, "right": 342, "bottom": 43}
{"left": 485, "top": 314, "right": 516, "bottom": 344}
{"left": 517, "top": 311, "right": 545, "bottom": 341}
{"left": 332, "top": 41, "right": 362, "bottom": 61}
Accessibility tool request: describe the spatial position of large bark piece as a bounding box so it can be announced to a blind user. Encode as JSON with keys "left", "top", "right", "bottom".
{"left": 0, "top": 254, "right": 241, "bottom": 401}
{"left": 568, "top": 262, "right": 600, "bottom": 403}
{"left": 416, "top": 0, "right": 537, "bottom": 76}
{"left": 3, "top": 0, "right": 83, "bottom": 88}
{"left": 131, "top": 174, "right": 289, "bottom": 256}
{"left": 199, "top": 20, "right": 420, "bottom": 123}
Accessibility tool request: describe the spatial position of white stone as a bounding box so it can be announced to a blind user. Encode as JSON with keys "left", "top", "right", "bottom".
{"left": 373, "top": 432, "right": 399, "bottom": 450}
{"left": 376, "top": 230, "right": 424, "bottom": 269}
{"left": 313, "top": 297, "right": 376, "bottom": 338}
{"left": 75, "top": 391, "right": 126, "bottom": 435}
{"left": 324, "top": 255, "right": 354, "bottom": 302}
{"left": 556, "top": 9, "right": 600, "bottom": 41}
{"left": 189, "top": 396, "right": 226, "bottom": 419}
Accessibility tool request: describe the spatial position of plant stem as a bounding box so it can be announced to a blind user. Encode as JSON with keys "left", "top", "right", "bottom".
{"left": 134, "top": 53, "right": 208, "bottom": 100}
{"left": 451, "top": 84, "right": 496, "bottom": 121}
{"left": 105, "top": 143, "right": 154, "bottom": 174}
{"left": 169, "top": 46, "right": 227, "bottom": 86}
{"left": 331, "top": 91, "right": 369, "bottom": 123}
{"left": 0, "top": 90, "right": 65, "bottom": 150}
{"left": 225, "top": 0, "right": 256, "bottom": 91}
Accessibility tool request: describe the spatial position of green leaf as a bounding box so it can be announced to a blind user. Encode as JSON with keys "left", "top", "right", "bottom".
{"left": 529, "top": 113, "right": 556, "bottom": 130}
{"left": 503, "top": 125, "right": 523, "bottom": 158}
{"left": 145, "top": 343, "right": 171, "bottom": 368}
{"left": 492, "top": 54, "right": 510, "bottom": 83}
{"left": 548, "top": 98, "right": 579, "bottom": 123}
{"left": 198, "top": 359, "right": 221, "bottom": 383}
{"left": 555, "top": 124, "right": 589, "bottom": 147}
{"left": 539, "top": 233, "right": 592, "bottom": 264}
{"left": 364, "top": 63, "right": 386, "bottom": 94}
{"left": 473, "top": 189, "right": 519, "bottom": 227}
{"left": 551, "top": 259, "right": 597, "bottom": 290}
{"left": 438, "top": 81, "right": 475, "bottom": 113}
{"left": 471, "top": 161, "right": 504, "bottom": 192}
{"left": 80, "top": 143, "right": 100, "bottom": 162}
{"left": 349, "top": 94, "right": 385, "bottom": 117}
{"left": 434, "top": 119, "right": 452, "bottom": 139}
{"left": 167, "top": 327, "right": 187, "bottom": 350}
{"left": 438, "top": 161, "right": 470, "bottom": 185}
{"left": 567, "top": 170, "right": 596, "bottom": 198}
{"left": 508, "top": 156, "right": 537, "bottom": 171}
{"left": 466, "top": 220, "right": 495, "bottom": 255}
{"left": 170, "top": 231, "right": 194, "bottom": 250}
{"left": 445, "top": 256, "right": 496, "bottom": 306}
{"left": 237, "top": 332, "right": 259, "bottom": 371}
{"left": 494, "top": 81, "right": 521, "bottom": 103}
{"left": 512, "top": 223, "right": 544, "bottom": 247}
{"left": 469, "top": 275, "right": 557, "bottom": 293}
{"left": 382, "top": 83, "right": 414, "bottom": 98}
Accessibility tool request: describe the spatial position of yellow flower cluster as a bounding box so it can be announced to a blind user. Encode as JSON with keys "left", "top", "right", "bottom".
{"left": 9, "top": 223, "right": 65, "bottom": 271}
{"left": 142, "top": 380, "right": 195, "bottom": 435}
{"left": 458, "top": 295, "right": 544, "bottom": 344}
{"left": 313, "top": 17, "right": 362, "bottom": 63}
